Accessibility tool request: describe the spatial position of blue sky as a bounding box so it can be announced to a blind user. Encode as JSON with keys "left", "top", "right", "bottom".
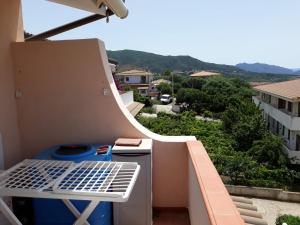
{"left": 22, "top": 0, "right": 300, "bottom": 68}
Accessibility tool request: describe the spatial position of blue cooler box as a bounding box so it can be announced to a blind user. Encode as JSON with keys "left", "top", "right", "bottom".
{"left": 33, "top": 144, "right": 112, "bottom": 225}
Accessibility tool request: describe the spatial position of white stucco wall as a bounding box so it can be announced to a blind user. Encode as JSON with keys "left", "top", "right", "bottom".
{"left": 120, "top": 91, "right": 134, "bottom": 106}
{"left": 253, "top": 96, "right": 300, "bottom": 130}
{"left": 292, "top": 102, "right": 299, "bottom": 116}
{"left": 125, "top": 76, "right": 142, "bottom": 84}
{"left": 270, "top": 95, "right": 278, "bottom": 106}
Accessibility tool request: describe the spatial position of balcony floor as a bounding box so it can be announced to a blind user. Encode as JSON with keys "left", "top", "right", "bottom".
{"left": 153, "top": 208, "right": 190, "bottom": 225}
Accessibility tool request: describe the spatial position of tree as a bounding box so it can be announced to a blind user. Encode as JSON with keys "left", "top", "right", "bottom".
{"left": 137, "top": 111, "right": 297, "bottom": 189}
{"left": 157, "top": 83, "right": 172, "bottom": 95}
{"left": 249, "top": 133, "right": 288, "bottom": 167}
{"left": 231, "top": 113, "right": 267, "bottom": 151}
{"left": 221, "top": 152, "right": 255, "bottom": 185}
{"left": 182, "top": 78, "right": 205, "bottom": 89}
{"left": 163, "top": 70, "right": 171, "bottom": 76}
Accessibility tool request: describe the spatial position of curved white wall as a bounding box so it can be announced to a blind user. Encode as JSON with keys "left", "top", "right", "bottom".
{"left": 12, "top": 39, "right": 195, "bottom": 207}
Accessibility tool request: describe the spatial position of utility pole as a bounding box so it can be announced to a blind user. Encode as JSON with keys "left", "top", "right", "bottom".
{"left": 172, "top": 72, "right": 174, "bottom": 104}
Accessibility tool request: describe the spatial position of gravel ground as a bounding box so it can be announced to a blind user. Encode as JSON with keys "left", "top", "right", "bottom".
{"left": 251, "top": 198, "right": 300, "bottom": 225}
{"left": 153, "top": 104, "right": 175, "bottom": 114}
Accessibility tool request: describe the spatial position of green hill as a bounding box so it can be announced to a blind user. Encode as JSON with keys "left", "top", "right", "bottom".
{"left": 107, "top": 49, "right": 299, "bottom": 82}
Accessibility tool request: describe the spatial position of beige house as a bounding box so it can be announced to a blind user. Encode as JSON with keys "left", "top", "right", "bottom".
{"left": 0, "top": 1, "right": 250, "bottom": 225}
{"left": 253, "top": 79, "right": 300, "bottom": 163}
{"left": 116, "top": 69, "right": 154, "bottom": 96}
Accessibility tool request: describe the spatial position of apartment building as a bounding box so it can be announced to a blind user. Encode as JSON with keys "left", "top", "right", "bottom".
{"left": 253, "top": 79, "right": 300, "bottom": 163}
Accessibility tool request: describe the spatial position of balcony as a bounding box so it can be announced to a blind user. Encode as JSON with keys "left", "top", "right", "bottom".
{"left": 0, "top": 39, "right": 247, "bottom": 225}
{"left": 253, "top": 96, "right": 300, "bottom": 130}
{"left": 283, "top": 145, "right": 300, "bottom": 164}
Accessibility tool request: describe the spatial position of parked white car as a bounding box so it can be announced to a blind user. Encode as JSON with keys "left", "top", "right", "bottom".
{"left": 160, "top": 94, "right": 173, "bottom": 104}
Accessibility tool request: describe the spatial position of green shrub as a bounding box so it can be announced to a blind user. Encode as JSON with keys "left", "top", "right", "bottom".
{"left": 151, "top": 99, "right": 161, "bottom": 105}
{"left": 203, "top": 110, "right": 213, "bottom": 118}
{"left": 133, "top": 90, "right": 152, "bottom": 107}
{"left": 141, "top": 107, "right": 155, "bottom": 114}
{"left": 276, "top": 214, "right": 300, "bottom": 225}
{"left": 247, "top": 179, "right": 280, "bottom": 188}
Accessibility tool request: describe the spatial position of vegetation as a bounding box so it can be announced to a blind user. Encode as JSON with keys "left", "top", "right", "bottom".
{"left": 136, "top": 76, "right": 300, "bottom": 189}
{"left": 276, "top": 215, "right": 300, "bottom": 225}
{"left": 124, "top": 86, "right": 152, "bottom": 107}
{"left": 157, "top": 83, "right": 172, "bottom": 95}
{"left": 140, "top": 107, "right": 155, "bottom": 114}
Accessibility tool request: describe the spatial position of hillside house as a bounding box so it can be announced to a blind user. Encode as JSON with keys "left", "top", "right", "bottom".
{"left": 116, "top": 70, "right": 153, "bottom": 96}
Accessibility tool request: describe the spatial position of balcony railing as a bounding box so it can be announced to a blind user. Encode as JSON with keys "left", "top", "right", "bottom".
{"left": 253, "top": 96, "right": 300, "bottom": 130}
{"left": 187, "top": 141, "right": 245, "bottom": 225}
{"left": 283, "top": 145, "right": 300, "bottom": 164}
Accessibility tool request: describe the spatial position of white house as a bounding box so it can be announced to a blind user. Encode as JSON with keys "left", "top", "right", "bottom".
{"left": 253, "top": 79, "right": 300, "bottom": 163}
{"left": 116, "top": 69, "right": 154, "bottom": 96}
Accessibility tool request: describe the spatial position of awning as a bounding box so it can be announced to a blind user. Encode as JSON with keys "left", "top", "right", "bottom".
{"left": 47, "top": 0, "right": 129, "bottom": 18}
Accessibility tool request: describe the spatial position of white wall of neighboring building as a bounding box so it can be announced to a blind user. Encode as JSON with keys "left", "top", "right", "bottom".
{"left": 125, "top": 76, "right": 143, "bottom": 84}
{"left": 253, "top": 96, "right": 300, "bottom": 130}
{"left": 270, "top": 95, "right": 277, "bottom": 106}
{"left": 253, "top": 95, "right": 300, "bottom": 163}
{"left": 283, "top": 144, "right": 300, "bottom": 164}
{"left": 118, "top": 75, "right": 153, "bottom": 84}
{"left": 120, "top": 91, "right": 134, "bottom": 106}
{"left": 292, "top": 101, "right": 299, "bottom": 116}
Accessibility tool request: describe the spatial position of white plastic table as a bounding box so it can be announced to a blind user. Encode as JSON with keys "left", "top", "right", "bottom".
{"left": 0, "top": 159, "right": 140, "bottom": 225}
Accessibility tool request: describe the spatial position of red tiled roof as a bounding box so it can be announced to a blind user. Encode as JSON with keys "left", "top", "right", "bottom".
{"left": 190, "top": 71, "right": 221, "bottom": 77}
{"left": 117, "top": 69, "right": 153, "bottom": 76}
{"left": 254, "top": 79, "right": 300, "bottom": 101}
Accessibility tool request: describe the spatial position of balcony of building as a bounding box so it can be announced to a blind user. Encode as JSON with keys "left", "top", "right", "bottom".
{"left": 283, "top": 145, "right": 300, "bottom": 164}
{"left": 0, "top": 1, "right": 252, "bottom": 224}
{"left": 0, "top": 34, "right": 246, "bottom": 224}
{"left": 253, "top": 96, "right": 300, "bottom": 130}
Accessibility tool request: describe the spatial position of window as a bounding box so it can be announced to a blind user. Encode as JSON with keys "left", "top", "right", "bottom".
{"left": 276, "top": 121, "right": 279, "bottom": 134}
{"left": 267, "top": 94, "right": 271, "bottom": 103}
{"left": 288, "top": 129, "right": 291, "bottom": 141}
{"left": 125, "top": 77, "right": 129, "bottom": 82}
{"left": 298, "top": 102, "right": 300, "bottom": 117}
{"left": 139, "top": 89, "right": 146, "bottom": 95}
{"left": 141, "top": 76, "right": 146, "bottom": 83}
{"left": 278, "top": 98, "right": 286, "bottom": 109}
{"left": 288, "top": 101, "right": 293, "bottom": 112}
{"left": 282, "top": 125, "right": 285, "bottom": 136}
{"left": 272, "top": 117, "right": 275, "bottom": 128}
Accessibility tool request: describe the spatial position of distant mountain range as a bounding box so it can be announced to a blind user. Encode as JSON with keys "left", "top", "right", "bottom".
{"left": 107, "top": 49, "right": 299, "bottom": 82}
{"left": 236, "top": 63, "right": 300, "bottom": 75}
{"left": 107, "top": 49, "right": 241, "bottom": 74}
